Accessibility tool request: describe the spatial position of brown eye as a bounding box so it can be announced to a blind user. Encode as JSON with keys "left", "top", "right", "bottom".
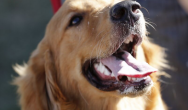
{"left": 69, "top": 16, "right": 83, "bottom": 26}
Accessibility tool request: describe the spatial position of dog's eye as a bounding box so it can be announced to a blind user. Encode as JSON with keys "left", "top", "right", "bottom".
{"left": 69, "top": 16, "right": 83, "bottom": 26}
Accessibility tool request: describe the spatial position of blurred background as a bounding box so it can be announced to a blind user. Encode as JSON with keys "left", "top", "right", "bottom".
{"left": 0, "top": 0, "right": 188, "bottom": 110}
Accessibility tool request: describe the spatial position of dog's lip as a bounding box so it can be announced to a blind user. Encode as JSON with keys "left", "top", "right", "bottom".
{"left": 82, "top": 33, "right": 157, "bottom": 93}
{"left": 84, "top": 63, "right": 153, "bottom": 92}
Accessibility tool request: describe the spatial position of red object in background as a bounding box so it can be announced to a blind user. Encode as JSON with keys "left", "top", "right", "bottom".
{"left": 51, "top": 0, "right": 62, "bottom": 13}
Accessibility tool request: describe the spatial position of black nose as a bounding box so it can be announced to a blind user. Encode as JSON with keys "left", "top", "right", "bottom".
{"left": 110, "top": 0, "right": 141, "bottom": 26}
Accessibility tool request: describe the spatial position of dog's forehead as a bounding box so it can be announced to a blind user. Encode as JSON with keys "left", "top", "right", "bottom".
{"left": 64, "top": 0, "right": 123, "bottom": 11}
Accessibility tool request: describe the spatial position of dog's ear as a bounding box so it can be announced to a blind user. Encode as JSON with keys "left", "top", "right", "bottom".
{"left": 14, "top": 41, "right": 68, "bottom": 110}
{"left": 13, "top": 41, "right": 50, "bottom": 110}
{"left": 44, "top": 49, "right": 68, "bottom": 110}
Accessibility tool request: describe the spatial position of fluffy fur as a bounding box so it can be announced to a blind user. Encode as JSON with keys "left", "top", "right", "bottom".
{"left": 14, "top": 0, "right": 168, "bottom": 110}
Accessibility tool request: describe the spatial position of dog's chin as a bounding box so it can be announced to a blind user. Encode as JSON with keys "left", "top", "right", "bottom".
{"left": 82, "top": 32, "right": 157, "bottom": 96}
{"left": 119, "top": 81, "right": 153, "bottom": 97}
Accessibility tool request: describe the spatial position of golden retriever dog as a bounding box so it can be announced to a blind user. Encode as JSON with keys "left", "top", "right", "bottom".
{"left": 14, "top": 0, "right": 168, "bottom": 110}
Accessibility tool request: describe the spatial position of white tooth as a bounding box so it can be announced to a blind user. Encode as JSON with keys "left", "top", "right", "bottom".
{"left": 130, "top": 37, "right": 133, "bottom": 42}
{"left": 103, "top": 69, "right": 107, "bottom": 75}
{"left": 96, "top": 64, "right": 101, "bottom": 72}
{"left": 125, "top": 39, "right": 130, "bottom": 44}
{"left": 104, "top": 68, "right": 110, "bottom": 76}
{"left": 132, "top": 78, "right": 136, "bottom": 81}
{"left": 125, "top": 36, "right": 133, "bottom": 44}
{"left": 111, "top": 73, "right": 115, "bottom": 77}
{"left": 101, "top": 66, "right": 105, "bottom": 73}
{"left": 94, "top": 63, "right": 98, "bottom": 69}
{"left": 132, "top": 76, "right": 149, "bottom": 82}
{"left": 97, "top": 64, "right": 101, "bottom": 71}
{"left": 96, "top": 62, "right": 112, "bottom": 76}
{"left": 98, "top": 62, "right": 104, "bottom": 73}
{"left": 127, "top": 77, "right": 131, "bottom": 81}
{"left": 97, "top": 64, "right": 100, "bottom": 71}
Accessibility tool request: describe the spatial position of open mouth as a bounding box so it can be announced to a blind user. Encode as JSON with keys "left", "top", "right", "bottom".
{"left": 83, "top": 34, "right": 157, "bottom": 94}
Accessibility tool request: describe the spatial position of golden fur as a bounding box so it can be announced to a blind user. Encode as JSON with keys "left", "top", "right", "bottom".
{"left": 14, "top": 0, "right": 168, "bottom": 110}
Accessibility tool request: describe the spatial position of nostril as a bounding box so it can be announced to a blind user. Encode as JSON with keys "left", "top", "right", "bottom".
{"left": 132, "top": 4, "right": 141, "bottom": 13}
{"left": 111, "top": 7, "right": 127, "bottom": 21}
{"left": 118, "top": 76, "right": 128, "bottom": 82}
{"left": 110, "top": 1, "right": 141, "bottom": 23}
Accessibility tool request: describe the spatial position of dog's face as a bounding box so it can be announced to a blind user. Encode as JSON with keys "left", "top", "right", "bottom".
{"left": 46, "top": 0, "right": 157, "bottom": 99}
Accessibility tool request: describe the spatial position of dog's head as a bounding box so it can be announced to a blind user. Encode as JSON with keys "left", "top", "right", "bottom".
{"left": 44, "top": 0, "right": 157, "bottom": 102}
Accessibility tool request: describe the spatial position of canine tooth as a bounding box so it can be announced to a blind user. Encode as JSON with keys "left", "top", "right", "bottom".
{"left": 132, "top": 78, "right": 136, "bottom": 81}
{"left": 127, "top": 77, "right": 131, "bottom": 81}
{"left": 125, "top": 39, "right": 130, "bottom": 44}
{"left": 98, "top": 62, "right": 105, "bottom": 73}
{"left": 95, "top": 63, "right": 112, "bottom": 76}
{"left": 125, "top": 36, "right": 134, "bottom": 44}
{"left": 129, "top": 37, "right": 133, "bottom": 42}
{"left": 111, "top": 73, "right": 115, "bottom": 77}
{"left": 104, "top": 68, "right": 110, "bottom": 76}
{"left": 101, "top": 66, "right": 105, "bottom": 73}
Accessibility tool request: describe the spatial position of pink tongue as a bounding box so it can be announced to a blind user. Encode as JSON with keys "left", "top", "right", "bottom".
{"left": 101, "top": 51, "right": 157, "bottom": 79}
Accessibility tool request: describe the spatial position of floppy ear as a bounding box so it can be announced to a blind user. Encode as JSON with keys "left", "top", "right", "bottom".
{"left": 44, "top": 49, "right": 67, "bottom": 110}
{"left": 13, "top": 42, "right": 49, "bottom": 110}
{"left": 14, "top": 42, "right": 70, "bottom": 110}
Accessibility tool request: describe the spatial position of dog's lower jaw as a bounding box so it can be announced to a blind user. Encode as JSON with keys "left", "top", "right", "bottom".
{"left": 68, "top": 79, "right": 167, "bottom": 110}
{"left": 75, "top": 94, "right": 147, "bottom": 110}
{"left": 73, "top": 87, "right": 166, "bottom": 110}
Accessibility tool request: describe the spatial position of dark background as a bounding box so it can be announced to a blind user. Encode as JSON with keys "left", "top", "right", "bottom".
{"left": 0, "top": 0, "right": 188, "bottom": 110}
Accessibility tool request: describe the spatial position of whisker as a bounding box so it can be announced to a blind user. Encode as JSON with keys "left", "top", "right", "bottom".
{"left": 141, "top": 6, "right": 149, "bottom": 15}
{"left": 145, "top": 22, "right": 156, "bottom": 30}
